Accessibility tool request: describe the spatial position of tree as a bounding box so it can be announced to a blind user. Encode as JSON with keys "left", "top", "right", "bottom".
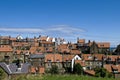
{"left": 90, "top": 41, "right": 99, "bottom": 54}
{"left": 115, "top": 44, "right": 120, "bottom": 55}
{"left": 94, "top": 67, "right": 111, "bottom": 78}
{"left": 73, "top": 63, "right": 83, "bottom": 75}
{"left": 50, "top": 65, "right": 59, "bottom": 74}
{"left": 0, "top": 68, "right": 6, "bottom": 80}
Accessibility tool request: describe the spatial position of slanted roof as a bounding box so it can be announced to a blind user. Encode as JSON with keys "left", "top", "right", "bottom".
{"left": 75, "top": 60, "right": 86, "bottom": 66}
{"left": 0, "top": 45, "right": 13, "bottom": 52}
{"left": 70, "top": 49, "right": 81, "bottom": 55}
{"left": 29, "top": 54, "right": 44, "bottom": 59}
{"left": 62, "top": 55, "right": 74, "bottom": 62}
{"left": 104, "top": 64, "right": 112, "bottom": 73}
{"left": 107, "top": 55, "right": 119, "bottom": 61}
{"left": 0, "top": 62, "right": 11, "bottom": 74}
{"left": 84, "top": 70, "right": 95, "bottom": 76}
{"left": 45, "top": 53, "right": 62, "bottom": 62}
{"left": 0, "top": 62, "right": 30, "bottom": 75}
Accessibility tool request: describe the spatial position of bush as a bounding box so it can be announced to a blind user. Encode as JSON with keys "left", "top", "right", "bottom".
{"left": 50, "top": 65, "right": 59, "bottom": 74}
{"left": 73, "top": 63, "right": 83, "bottom": 75}
{"left": 107, "top": 72, "right": 113, "bottom": 78}
{"left": 94, "top": 67, "right": 113, "bottom": 78}
{"left": 0, "top": 68, "right": 6, "bottom": 80}
{"left": 65, "top": 67, "right": 72, "bottom": 73}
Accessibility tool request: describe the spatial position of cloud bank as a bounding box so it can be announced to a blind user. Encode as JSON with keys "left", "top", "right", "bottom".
{"left": 0, "top": 25, "right": 85, "bottom": 38}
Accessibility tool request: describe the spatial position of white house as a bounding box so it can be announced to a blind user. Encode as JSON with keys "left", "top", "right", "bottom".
{"left": 71, "top": 55, "right": 82, "bottom": 71}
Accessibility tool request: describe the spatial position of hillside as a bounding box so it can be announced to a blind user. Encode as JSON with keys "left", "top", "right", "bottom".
{"left": 12, "top": 74, "right": 119, "bottom": 80}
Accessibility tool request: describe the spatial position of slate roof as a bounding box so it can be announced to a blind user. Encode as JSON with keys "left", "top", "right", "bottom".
{"left": 0, "top": 62, "right": 30, "bottom": 75}
{"left": 29, "top": 54, "right": 44, "bottom": 59}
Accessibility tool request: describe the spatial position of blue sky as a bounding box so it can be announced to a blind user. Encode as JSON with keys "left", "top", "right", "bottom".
{"left": 0, "top": 0, "right": 120, "bottom": 47}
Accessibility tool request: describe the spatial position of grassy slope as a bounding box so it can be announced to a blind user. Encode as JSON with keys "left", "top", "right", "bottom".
{"left": 13, "top": 74, "right": 119, "bottom": 80}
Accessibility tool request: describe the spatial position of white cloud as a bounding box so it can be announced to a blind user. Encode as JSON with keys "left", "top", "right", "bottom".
{"left": 0, "top": 25, "right": 85, "bottom": 37}
{"left": 0, "top": 28, "right": 44, "bottom": 33}
{"left": 0, "top": 25, "right": 85, "bottom": 43}
{"left": 0, "top": 25, "right": 119, "bottom": 46}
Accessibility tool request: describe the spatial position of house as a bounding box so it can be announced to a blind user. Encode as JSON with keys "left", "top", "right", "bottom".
{"left": 0, "top": 36, "right": 10, "bottom": 45}
{"left": 28, "top": 54, "right": 45, "bottom": 74}
{"left": 75, "top": 60, "right": 86, "bottom": 70}
{"left": 82, "top": 54, "right": 104, "bottom": 70}
{"left": 70, "top": 49, "right": 81, "bottom": 55}
{"left": 77, "top": 38, "right": 85, "bottom": 46}
{"left": 71, "top": 55, "right": 82, "bottom": 71}
{"left": 84, "top": 70, "right": 95, "bottom": 76}
{"left": 104, "top": 64, "right": 120, "bottom": 78}
{"left": 0, "top": 45, "right": 13, "bottom": 62}
{"left": 0, "top": 62, "right": 30, "bottom": 79}
{"left": 45, "top": 53, "right": 63, "bottom": 72}
{"left": 62, "top": 54, "right": 74, "bottom": 68}
{"left": 58, "top": 44, "right": 70, "bottom": 54}
{"left": 106, "top": 55, "right": 120, "bottom": 64}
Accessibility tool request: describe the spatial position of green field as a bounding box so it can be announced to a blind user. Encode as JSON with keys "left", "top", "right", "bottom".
{"left": 13, "top": 74, "right": 119, "bottom": 80}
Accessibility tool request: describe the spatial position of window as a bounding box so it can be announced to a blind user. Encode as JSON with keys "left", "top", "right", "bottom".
{"left": 76, "top": 57, "right": 78, "bottom": 60}
{"left": 48, "top": 60, "right": 52, "bottom": 67}
{"left": 56, "top": 59, "right": 59, "bottom": 62}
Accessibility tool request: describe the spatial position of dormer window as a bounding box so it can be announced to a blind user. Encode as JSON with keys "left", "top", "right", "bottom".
{"left": 47, "top": 60, "right": 51, "bottom": 62}
{"left": 88, "top": 56, "right": 92, "bottom": 59}
{"left": 56, "top": 59, "right": 59, "bottom": 62}
{"left": 113, "top": 69, "right": 118, "bottom": 73}
{"left": 94, "top": 56, "right": 98, "bottom": 60}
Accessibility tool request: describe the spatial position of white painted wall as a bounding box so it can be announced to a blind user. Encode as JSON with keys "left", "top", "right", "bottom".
{"left": 71, "top": 55, "right": 82, "bottom": 71}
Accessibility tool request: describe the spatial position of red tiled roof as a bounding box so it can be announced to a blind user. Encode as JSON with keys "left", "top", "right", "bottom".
{"left": 70, "top": 50, "right": 81, "bottom": 55}
{"left": 104, "top": 64, "right": 112, "bottom": 72}
{"left": 82, "top": 54, "right": 93, "bottom": 61}
{"left": 107, "top": 55, "right": 119, "bottom": 61}
{"left": 39, "top": 36, "right": 47, "bottom": 41}
{"left": 62, "top": 55, "right": 74, "bottom": 62}
{"left": 84, "top": 70, "right": 95, "bottom": 76}
{"left": 93, "top": 54, "right": 105, "bottom": 60}
{"left": 10, "top": 37, "right": 17, "bottom": 41}
{"left": 0, "top": 45, "right": 13, "bottom": 52}
{"left": 30, "top": 67, "right": 36, "bottom": 73}
{"left": 45, "top": 54, "right": 62, "bottom": 62}
{"left": 78, "top": 39, "right": 85, "bottom": 44}
{"left": 75, "top": 60, "right": 86, "bottom": 66}
{"left": 82, "top": 54, "right": 104, "bottom": 61}
{"left": 60, "top": 49, "right": 70, "bottom": 53}
{"left": 0, "top": 36, "right": 10, "bottom": 39}
{"left": 111, "top": 65, "right": 118, "bottom": 70}
{"left": 39, "top": 67, "right": 45, "bottom": 74}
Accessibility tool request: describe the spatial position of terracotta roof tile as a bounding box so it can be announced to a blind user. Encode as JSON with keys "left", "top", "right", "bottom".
{"left": 93, "top": 54, "right": 104, "bottom": 60}
{"left": 75, "top": 60, "right": 86, "bottom": 66}
{"left": 78, "top": 39, "right": 85, "bottom": 44}
{"left": 107, "top": 55, "right": 119, "bottom": 61}
{"left": 0, "top": 45, "right": 13, "bottom": 52}
{"left": 70, "top": 50, "right": 81, "bottom": 55}
{"left": 39, "top": 36, "right": 47, "bottom": 41}
{"left": 82, "top": 54, "right": 93, "bottom": 61}
{"left": 111, "top": 65, "right": 118, "bottom": 70}
{"left": 62, "top": 55, "right": 74, "bottom": 62}
{"left": 97, "top": 42, "right": 110, "bottom": 48}
{"left": 0, "top": 36, "right": 10, "bottom": 39}
{"left": 45, "top": 54, "right": 62, "bottom": 62}
{"left": 104, "top": 64, "right": 112, "bottom": 72}
{"left": 39, "top": 67, "right": 45, "bottom": 74}
{"left": 84, "top": 70, "right": 95, "bottom": 76}
{"left": 60, "top": 49, "right": 70, "bottom": 53}
{"left": 10, "top": 37, "right": 17, "bottom": 41}
{"left": 30, "top": 67, "right": 36, "bottom": 73}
